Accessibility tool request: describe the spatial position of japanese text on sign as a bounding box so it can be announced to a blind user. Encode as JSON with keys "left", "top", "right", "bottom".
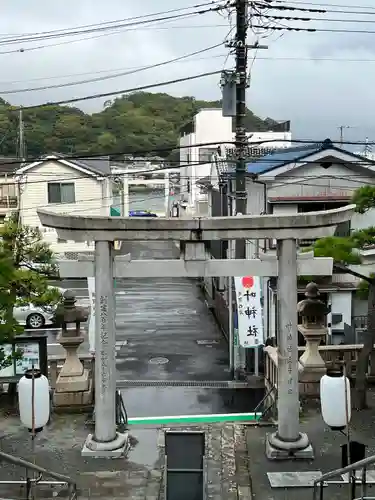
{"left": 285, "top": 321, "right": 294, "bottom": 395}
{"left": 234, "top": 276, "right": 264, "bottom": 348}
{"left": 99, "top": 295, "right": 109, "bottom": 392}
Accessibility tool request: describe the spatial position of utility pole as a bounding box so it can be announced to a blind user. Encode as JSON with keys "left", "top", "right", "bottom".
{"left": 231, "top": 0, "right": 267, "bottom": 378}
{"left": 338, "top": 125, "right": 352, "bottom": 146}
{"left": 16, "top": 108, "right": 26, "bottom": 226}
{"left": 18, "top": 109, "right": 25, "bottom": 161}
{"left": 234, "top": 0, "right": 248, "bottom": 251}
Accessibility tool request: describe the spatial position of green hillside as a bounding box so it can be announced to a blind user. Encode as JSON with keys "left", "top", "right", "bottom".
{"left": 0, "top": 92, "right": 280, "bottom": 158}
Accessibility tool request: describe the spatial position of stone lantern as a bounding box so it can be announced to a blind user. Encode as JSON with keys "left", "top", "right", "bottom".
{"left": 297, "top": 282, "right": 328, "bottom": 393}
{"left": 53, "top": 290, "right": 92, "bottom": 407}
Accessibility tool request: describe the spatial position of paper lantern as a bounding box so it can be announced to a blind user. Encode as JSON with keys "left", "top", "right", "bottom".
{"left": 320, "top": 370, "right": 351, "bottom": 430}
{"left": 18, "top": 369, "right": 50, "bottom": 432}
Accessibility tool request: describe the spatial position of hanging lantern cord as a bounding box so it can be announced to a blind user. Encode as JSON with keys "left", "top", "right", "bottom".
{"left": 343, "top": 364, "right": 354, "bottom": 500}
{"left": 30, "top": 364, "right": 37, "bottom": 500}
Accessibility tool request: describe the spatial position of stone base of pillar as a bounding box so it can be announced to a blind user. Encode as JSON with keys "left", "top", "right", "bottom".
{"left": 265, "top": 432, "right": 314, "bottom": 460}
{"left": 55, "top": 368, "right": 90, "bottom": 393}
{"left": 53, "top": 377, "right": 93, "bottom": 408}
{"left": 81, "top": 432, "right": 129, "bottom": 458}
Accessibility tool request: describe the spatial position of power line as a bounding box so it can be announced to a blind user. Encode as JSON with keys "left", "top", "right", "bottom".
{"left": 14, "top": 175, "right": 374, "bottom": 215}
{"left": 270, "top": 4, "right": 375, "bottom": 15}
{"left": 0, "top": 54, "right": 228, "bottom": 86}
{"left": 0, "top": 3, "right": 232, "bottom": 47}
{"left": 252, "top": 23, "right": 375, "bottom": 34}
{"left": 16, "top": 69, "right": 228, "bottom": 110}
{"left": 2, "top": 139, "right": 375, "bottom": 168}
{"left": 0, "top": 44, "right": 225, "bottom": 95}
{"left": 254, "top": 55, "right": 375, "bottom": 62}
{"left": 255, "top": 13, "right": 375, "bottom": 23}
{"left": 0, "top": 1, "right": 224, "bottom": 40}
{"left": 272, "top": 0, "right": 375, "bottom": 11}
{"left": 0, "top": 24, "right": 230, "bottom": 57}
{"left": 1, "top": 52, "right": 374, "bottom": 90}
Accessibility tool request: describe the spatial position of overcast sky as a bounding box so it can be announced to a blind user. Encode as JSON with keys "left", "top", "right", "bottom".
{"left": 0, "top": 0, "right": 374, "bottom": 147}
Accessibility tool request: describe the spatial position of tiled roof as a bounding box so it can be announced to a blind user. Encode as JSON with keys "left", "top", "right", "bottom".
{"left": 246, "top": 143, "right": 321, "bottom": 175}
{"left": 43, "top": 153, "right": 111, "bottom": 176}
{"left": 0, "top": 156, "right": 22, "bottom": 174}
{"left": 245, "top": 138, "right": 375, "bottom": 175}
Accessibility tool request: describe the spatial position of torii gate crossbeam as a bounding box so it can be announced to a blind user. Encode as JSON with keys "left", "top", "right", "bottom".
{"left": 38, "top": 205, "right": 355, "bottom": 461}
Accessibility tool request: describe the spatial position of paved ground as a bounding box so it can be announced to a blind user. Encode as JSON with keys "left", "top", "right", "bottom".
{"left": 0, "top": 412, "right": 251, "bottom": 500}
{"left": 246, "top": 388, "right": 375, "bottom": 500}
{"left": 25, "top": 241, "right": 263, "bottom": 419}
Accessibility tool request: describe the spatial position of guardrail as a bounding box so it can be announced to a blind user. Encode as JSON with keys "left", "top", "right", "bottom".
{"left": 0, "top": 450, "right": 77, "bottom": 500}
{"left": 313, "top": 453, "right": 375, "bottom": 500}
{"left": 264, "top": 344, "right": 375, "bottom": 408}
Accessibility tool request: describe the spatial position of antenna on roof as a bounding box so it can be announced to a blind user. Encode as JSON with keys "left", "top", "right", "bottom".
{"left": 363, "top": 137, "right": 372, "bottom": 158}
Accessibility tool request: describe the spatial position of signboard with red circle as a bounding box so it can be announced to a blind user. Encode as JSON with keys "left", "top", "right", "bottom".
{"left": 241, "top": 276, "right": 254, "bottom": 289}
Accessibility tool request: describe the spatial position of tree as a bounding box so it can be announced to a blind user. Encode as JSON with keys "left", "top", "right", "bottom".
{"left": 312, "top": 186, "right": 375, "bottom": 409}
{"left": 0, "top": 215, "right": 61, "bottom": 369}
{"left": 0, "top": 92, "right": 278, "bottom": 157}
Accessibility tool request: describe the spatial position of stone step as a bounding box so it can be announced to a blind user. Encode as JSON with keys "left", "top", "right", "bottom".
{"left": 0, "top": 469, "right": 163, "bottom": 499}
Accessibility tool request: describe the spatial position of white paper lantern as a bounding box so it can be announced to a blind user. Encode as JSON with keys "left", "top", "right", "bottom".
{"left": 18, "top": 369, "right": 50, "bottom": 432}
{"left": 320, "top": 370, "right": 351, "bottom": 430}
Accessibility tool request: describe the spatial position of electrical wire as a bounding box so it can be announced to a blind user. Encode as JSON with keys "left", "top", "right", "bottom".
{"left": 253, "top": 13, "right": 375, "bottom": 23}
{"left": 0, "top": 3, "right": 232, "bottom": 46}
{"left": 3, "top": 138, "right": 375, "bottom": 168}
{"left": 252, "top": 23, "right": 375, "bottom": 34}
{"left": 15, "top": 69, "right": 229, "bottom": 110}
{"left": 14, "top": 174, "right": 374, "bottom": 215}
{"left": 0, "top": 24, "right": 230, "bottom": 57}
{"left": 271, "top": 0, "right": 375, "bottom": 12}
{"left": 0, "top": 55, "right": 228, "bottom": 86}
{"left": 0, "top": 1, "right": 225, "bottom": 39}
{"left": 0, "top": 43, "right": 225, "bottom": 95}
{"left": 252, "top": 55, "right": 375, "bottom": 62}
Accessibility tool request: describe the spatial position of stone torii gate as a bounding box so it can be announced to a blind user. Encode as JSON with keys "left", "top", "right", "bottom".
{"left": 38, "top": 205, "right": 354, "bottom": 460}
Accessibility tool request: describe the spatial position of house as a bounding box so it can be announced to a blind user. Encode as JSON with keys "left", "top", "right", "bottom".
{"left": 178, "top": 108, "right": 292, "bottom": 215}
{"left": 0, "top": 157, "right": 22, "bottom": 225}
{"left": 205, "top": 138, "right": 375, "bottom": 345}
{"left": 15, "top": 154, "right": 113, "bottom": 257}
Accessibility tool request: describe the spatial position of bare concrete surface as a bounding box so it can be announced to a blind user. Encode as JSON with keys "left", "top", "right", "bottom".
{"left": 246, "top": 389, "right": 375, "bottom": 500}
{"left": 0, "top": 411, "right": 252, "bottom": 500}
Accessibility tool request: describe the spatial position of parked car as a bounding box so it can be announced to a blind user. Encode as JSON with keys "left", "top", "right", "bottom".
{"left": 129, "top": 210, "right": 158, "bottom": 217}
{"left": 13, "top": 303, "right": 56, "bottom": 329}
{"left": 13, "top": 286, "right": 65, "bottom": 329}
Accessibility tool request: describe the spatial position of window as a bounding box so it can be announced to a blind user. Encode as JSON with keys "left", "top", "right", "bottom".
{"left": 199, "top": 147, "right": 217, "bottom": 163}
{"left": 48, "top": 183, "right": 75, "bottom": 204}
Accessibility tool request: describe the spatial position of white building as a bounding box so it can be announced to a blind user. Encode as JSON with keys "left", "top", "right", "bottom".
{"left": 205, "top": 138, "right": 375, "bottom": 345}
{"left": 16, "top": 154, "right": 113, "bottom": 257}
{"left": 179, "top": 108, "right": 291, "bottom": 214}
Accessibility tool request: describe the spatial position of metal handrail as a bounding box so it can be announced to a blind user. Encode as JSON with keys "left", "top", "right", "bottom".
{"left": 253, "top": 385, "right": 277, "bottom": 419}
{"left": 0, "top": 450, "right": 77, "bottom": 500}
{"left": 313, "top": 453, "right": 375, "bottom": 500}
{"left": 115, "top": 389, "right": 128, "bottom": 429}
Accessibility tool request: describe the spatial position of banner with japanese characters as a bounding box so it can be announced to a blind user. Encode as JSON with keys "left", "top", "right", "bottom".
{"left": 87, "top": 277, "right": 96, "bottom": 355}
{"left": 234, "top": 276, "right": 264, "bottom": 348}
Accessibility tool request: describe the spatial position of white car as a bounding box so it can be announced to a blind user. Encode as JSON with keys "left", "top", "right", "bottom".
{"left": 13, "top": 286, "right": 65, "bottom": 329}
{"left": 13, "top": 303, "right": 56, "bottom": 329}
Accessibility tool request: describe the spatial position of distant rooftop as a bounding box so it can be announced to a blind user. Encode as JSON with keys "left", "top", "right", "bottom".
{"left": 0, "top": 156, "right": 22, "bottom": 174}
{"left": 39, "top": 153, "right": 111, "bottom": 176}
{"left": 244, "top": 138, "right": 374, "bottom": 175}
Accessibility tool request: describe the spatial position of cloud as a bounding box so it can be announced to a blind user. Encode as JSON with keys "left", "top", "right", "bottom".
{"left": 0, "top": 0, "right": 374, "bottom": 144}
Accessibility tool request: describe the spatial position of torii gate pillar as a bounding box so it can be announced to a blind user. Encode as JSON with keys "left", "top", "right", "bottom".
{"left": 37, "top": 206, "right": 355, "bottom": 460}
